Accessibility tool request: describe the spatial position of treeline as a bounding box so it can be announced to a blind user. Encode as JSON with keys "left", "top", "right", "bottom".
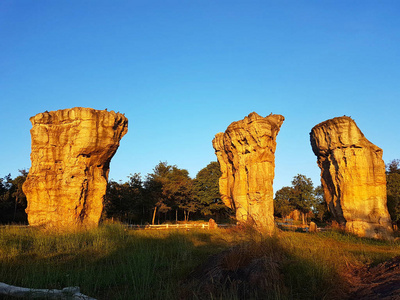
{"left": 274, "top": 174, "right": 329, "bottom": 224}
{"left": 274, "top": 159, "right": 400, "bottom": 227}
{"left": 387, "top": 159, "right": 400, "bottom": 226}
{"left": 0, "top": 170, "right": 28, "bottom": 223}
{"left": 1, "top": 159, "right": 399, "bottom": 226}
{"left": 0, "top": 161, "right": 232, "bottom": 225}
{"left": 103, "top": 161, "right": 233, "bottom": 224}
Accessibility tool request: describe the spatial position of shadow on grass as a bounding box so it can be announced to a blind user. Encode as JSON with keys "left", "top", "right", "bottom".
{"left": 182, "top": 231, "right": 346, "bottom": 300}
{"left": 0, "top": 225, "right": 232, "bottom": 300}
{"left": 1, "top": 226, "right": 399, "bottom": 300}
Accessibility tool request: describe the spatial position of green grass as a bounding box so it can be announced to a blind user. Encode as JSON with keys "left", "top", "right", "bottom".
{"left": 0, "top": 225, "right": 399, "bottom": 299}
{"left": 0, "top": 225, "right": 235, "bottom": 299}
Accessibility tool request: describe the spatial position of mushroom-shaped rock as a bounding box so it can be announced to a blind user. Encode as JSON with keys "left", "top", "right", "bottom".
{"left": 22, "top": 107, "right": 128, "bottom": 230}
{"left": 310, "top": 116, "right": 392, "bottom": 239}
{"left": 212, "top": 112, "right": 284, "bottom": 230}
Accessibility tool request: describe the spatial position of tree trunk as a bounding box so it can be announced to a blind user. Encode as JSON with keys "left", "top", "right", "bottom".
{"left": 302, "top": 212, "right": 305, "bottom": 225}
{"left": 175, "top": 210, "right": 178, "bottom": 222}
{"left": 152, "top": 206, "right": 157, "bottom": 225}
{"left": 13, "top": 196, "right": 18, "bottom": 221}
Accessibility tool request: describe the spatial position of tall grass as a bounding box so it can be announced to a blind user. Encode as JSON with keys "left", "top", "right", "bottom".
{"left": 0, "top": 224, "right": 236, "bottom": 299}
{"left": 0, "top": 225, "right": 399, "bottom": 299}
{"left": 276, "top": 230, "right": 400, "bottom": 300}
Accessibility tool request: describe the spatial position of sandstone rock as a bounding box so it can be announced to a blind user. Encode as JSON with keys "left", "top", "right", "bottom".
{"left": 208, "top": 218, "right": 217, "bottom": 229}
{"left": 286, "top": 209, "right": 301, "bottom": 221}
{"left": 212, "top": 112, "right": 284, "bottom": 230}
{"left": 310, "top": 116, "right": 392, "bottom": 239}
{"left": 309, "top": 221, "right": 317, "bottom": 233}
{"left": 22, "top": 107, "right": 128, "bottom": 229}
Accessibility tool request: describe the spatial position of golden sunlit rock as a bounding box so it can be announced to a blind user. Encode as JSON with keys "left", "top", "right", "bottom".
{"left": 310, "top": 116, "right": 392, "bottom": 239}
{"left": 212, "top": 112, "right": 284, "bottom": 231}
{"left": 23, "top": 107, "right": 128, "bottom": 230}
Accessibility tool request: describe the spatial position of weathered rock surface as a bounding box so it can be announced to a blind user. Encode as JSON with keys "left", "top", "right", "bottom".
{"left": 212, "top": 112, "right": 284, "bottom": 230}
{"left": 23, "top": 107, "right": 128, "bottom": 229}
{"left": 310, "top": 116, "right": 392, "bottom": 239}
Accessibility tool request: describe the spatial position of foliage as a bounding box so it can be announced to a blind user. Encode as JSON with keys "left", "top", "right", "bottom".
{"left": 274, "top": 186, "right": 294, "bottom": 218}
{"left": 274, "top": 174, "right": 325, "bottom": 224}
{"left": 0, "top": 170, "right": 28, "bottom": 224}
{"left": 386, "top": 159, "right": 400, "bottom": 174}
{"left": 193, "top": 161, "right": 233, "bottom": 221}
{"left": 290, "top": 174, "right": 316, "bottom": 214}
{"left": 144, "top": 162, "right": 195, "bottom": 224}
{"left": 103, "top": 161, "right": 231, "bottom": 225}
{"left": 104, "top": 173, "right": 146, "bottom": 223}
{"left": 386, "top": 159, "right": 400, "bottom": 225}
{"left": 314, "top": 185, "right": 331, "bottom": 222}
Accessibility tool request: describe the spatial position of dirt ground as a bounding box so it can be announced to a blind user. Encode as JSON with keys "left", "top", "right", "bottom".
{"left": 182, "top": 246, "right": 400, "bottom": 300}
{"left": 347, "top": 256, "right": 400, "bottom": 300}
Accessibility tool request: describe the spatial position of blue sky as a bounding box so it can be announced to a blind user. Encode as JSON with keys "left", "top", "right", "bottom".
{"left": 1, "top": 0, "right": 399, "bottom": 192}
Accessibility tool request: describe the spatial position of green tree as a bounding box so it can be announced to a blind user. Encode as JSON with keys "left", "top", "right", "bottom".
{"left": 291, "top": 174, "right": 316, "bottom": 224}
{"left": 0, "top": 174, "right": 13, "bottom": 212}
{"left": 104, "top": 173, "right": 145, "bottom": 223}
{"left": 313, "top": 185, "right": 331, "bottom": 222}
{"left": 274, "top": 186, "right": 295, "bottom": 218}
{"left": 386, "top": 159, "right": 400, "bottom": 226}
{"left": 274, "top": 174, "right": 316, "bottom": 224}
{"left": 127, "top": 173, "right": 152, "bottom": 223}
{"left": 0, "top": 170, "right": 28, "bottom": 224}
{"left": 144, "top": 162, "right": 195, "bottom": 224}
{"left": 164, "top": 166, "right": 195, "bottom": 222}
{"left": 144, "top": 162, "right": 172, "bottom": 225}
{"left": 387, "top": 159, "right": 400, "bottom": 174}
{"left": 193, "top": 161, "right": 232, "bottom": 222}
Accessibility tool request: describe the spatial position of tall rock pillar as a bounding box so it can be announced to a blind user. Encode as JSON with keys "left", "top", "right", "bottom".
{"left": 23, "top": 107, "right": 128, "bottom": 229}
{"left": 310, "top": 116, "right": 392, "bottom": 239}
{"left": 212, "top": 112, "right": 284, "bottom": 230}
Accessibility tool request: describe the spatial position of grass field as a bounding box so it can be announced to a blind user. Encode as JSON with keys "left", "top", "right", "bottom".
{"left": 0, "top": 224, "right": 399, "bottom": 299}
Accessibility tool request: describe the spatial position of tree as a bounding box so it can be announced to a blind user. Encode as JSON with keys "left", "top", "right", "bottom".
{"left": 386, "top": 159, "right": 400, "bottom": 226}
{"left": 274, "top": 186, "right": 295, "bottom": 218}
{"left": 387, "top": 159, "right": 400, "bottom": 174}
{"left": 144, "top": 162, "right": 195, "bottom": 224}
{"left": 144, "top": 162, "right": 172, "bottom": 225}
{"left": 0, "top": 170, "right": 28, "bottom": 224}
{"left": 0, "top": 174, "right": 12, "bottom": 207}
{"left": 274, "top": 174, "right": 316, "bottom": 224}
{"left": 164, "top": 165, "right": 195, "bottom": 222}
{"left": 290, "top": 174, "right": 316, "bottom": 224}
{"left": 313, "top": 185, "right": 331, "bottom": 222}
{"left": 104, "top": 173, "right": 145, "bottom": 223}
{"left": 10, "top": 170, "right": 28, "bottom": 221}
{"left": 193, "top": 161, "right": 232, "bottom": 221}
{"left": 127, "top": 173, "right": 151, "bottom": 223}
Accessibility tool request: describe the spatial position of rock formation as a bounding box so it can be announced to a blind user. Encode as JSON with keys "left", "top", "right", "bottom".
{"left": 22, "top": 107, "right": 128, "bottom": 229}
{"left": 310, "top": 116, "right": 392, "bottom": 239}
{"left": 212, "top": 112, "right": 284, "bottom": 230}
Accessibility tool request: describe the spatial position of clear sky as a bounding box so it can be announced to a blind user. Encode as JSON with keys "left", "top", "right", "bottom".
{"left": 1, "top": 0, "right": 399, "bottom": 193}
